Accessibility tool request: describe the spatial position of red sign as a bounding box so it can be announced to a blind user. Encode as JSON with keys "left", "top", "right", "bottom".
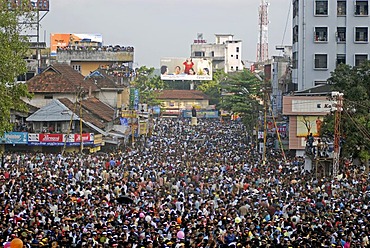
{"left": 74, "top": 133, "right": 92, "bottom": 142}
{"left": 39, "top": 134, "right": 63, "bottom": 142}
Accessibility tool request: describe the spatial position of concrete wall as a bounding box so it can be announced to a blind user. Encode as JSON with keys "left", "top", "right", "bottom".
{"left": 57, "top": 50, "right": 134, "bottom": 63}
{"left": 293, "top": 0, "right": 370, "bottom": 90}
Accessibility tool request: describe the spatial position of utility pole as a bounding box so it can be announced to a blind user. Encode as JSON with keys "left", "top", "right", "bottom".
{"left": 332, "top": 92, "right": 344, "bottom": 178}
{"left": 262, "top": 90, "right": 268, "bottom": 162}
{"left": 79, "top": 96, "right": 83, "bottom": 153}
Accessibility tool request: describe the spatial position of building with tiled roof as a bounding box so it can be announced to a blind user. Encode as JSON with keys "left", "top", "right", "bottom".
{"left": 24, "top": 64, "right": 100, "bottom": 108}
{"left": 156, "top": 90, "right": 210, "bottom": 117}
{"left": 85, "top": 69, "right": 130, "bottom": 109}
{"left": 26, "top": 97, "right": 116, "bottom": 153}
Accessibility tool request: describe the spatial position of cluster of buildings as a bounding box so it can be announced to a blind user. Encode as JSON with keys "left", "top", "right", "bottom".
{"left": 4, "top": 0, "right": 369, "bottom": 162}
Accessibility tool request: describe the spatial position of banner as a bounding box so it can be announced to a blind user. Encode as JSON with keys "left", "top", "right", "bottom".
{"left": 28, "top": 133, "right": 94, "bottom": 146}
{"left": 0, "top": 132, "right": 28, "bottom": 144}
{"left": 296, "top": 116, "right": 324, "bottom": 137}
{"left": 39, "top": 133, "right": 63, "bottom": 143}
{"left": 182, "top": 110, "right": 219, "bottom": 118}
{"left": 160, "top": 57, "right": 212, "bottom": 81}
{"left": 50, "top": 33, "right": 103, "bottom": 56}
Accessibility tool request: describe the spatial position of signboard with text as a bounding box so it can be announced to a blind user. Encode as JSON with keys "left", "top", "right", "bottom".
{"left": 28, "top": 133, "right": 94, "bottom": 146}
{"left": 160, "top": 57, "right": 212, "bottom": 81}
{"left": 50, "top": 33, "right": 103, "bottom": 56}
{"left": 0, "top": 132, "right": 28, "bottom": 144}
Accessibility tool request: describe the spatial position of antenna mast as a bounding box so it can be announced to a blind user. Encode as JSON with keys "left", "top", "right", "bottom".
{"left": 257, "top": 0, "right": 269, "bottom": 63}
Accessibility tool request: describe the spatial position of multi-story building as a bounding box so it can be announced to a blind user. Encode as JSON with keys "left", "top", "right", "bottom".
{"left": 292, "top": 0, "right": 370, "bottom": 90}
{"left": 191, "top": 34, "right": 244, "bottom": 73}
{"left": 269, "top": 46, "right": 294, "bottom": 116}
{"left": 56, "top": 45, "right": 135, "bottom": 77}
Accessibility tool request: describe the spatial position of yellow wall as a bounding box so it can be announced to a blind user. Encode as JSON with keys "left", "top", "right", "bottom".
{"left": 162, "top": 99, "right": 209, "bottom": 109}
{"left": 71, "top": 61, "right": 119, "bottom": 76}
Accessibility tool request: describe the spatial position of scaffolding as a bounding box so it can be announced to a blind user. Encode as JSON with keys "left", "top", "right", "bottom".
{"left": 13, "top": 0, "right": 50, "bottom": 74}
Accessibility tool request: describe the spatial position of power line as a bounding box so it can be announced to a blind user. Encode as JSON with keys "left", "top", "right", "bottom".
{"left": 280, "top": 0, "right": 292, "bottom": 48}
{"left": 343, "top": 108, "right": 370, "bottom": 141}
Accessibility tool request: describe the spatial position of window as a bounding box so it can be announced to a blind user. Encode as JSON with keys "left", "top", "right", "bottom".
{"left": 314, "top": 54, "right": 328, "bottom": 69}
{"left": 314, "top": 27, "right": 328, "bottom": 42}
{"left": 236, "top": 55, "right": 239, "bottom": 59}
{"left": 231, "top": 54, "right": 234, "bottom": 57}
{"left": 293, "top": 0, "right": 299, "bottom": 18}
{"left": 355, "top": 0, "right": 368, "bottom": 15}
{"left": 336, "top": 27, "right": 346, "bottom": 42}
{"left": 293, "top": 25, "right": 299, "bottom": 43}
{"left": 236, "top": 66, "right": 239, "bottom": 71}
{"left": 315, "top": 0, "right": 328, "bottom": 15}
{"left": 72, "top": 65, "right": 81, "bottom": 72}
{"left": 194, "top": 51, "right": 205, "bottom": 57}
{"left": 355, "top": 27, "right": 368, "bottom": 42}
{"left": 236, "top": 47, "right": 240, "bottom": 53}
{"left": 355, "top": 54, "right": 368, "bottom": 66}
{"left": 231, "top": 66, "right": 234, "bottom": 70}
{"left": 314, "top": 80, "right": 327, "bottom": 86}
{"left": 44, "top": 95, "right": 53, "bottom": 99}
{"left": 336, "top": 54, "right": 346, "bottom": 66}
{"left": 292, "top": 52, "right": 298, "bottom": 69}
{"left": 337, "top": 0, "right": 346, "bottom": 15}
{"left": 211, "top": 51, "right": 215, "bottom": 57}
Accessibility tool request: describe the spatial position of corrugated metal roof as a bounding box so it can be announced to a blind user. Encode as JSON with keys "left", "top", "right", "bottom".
{"left": 26, "top": 99, "right": 79, "bottom": 122}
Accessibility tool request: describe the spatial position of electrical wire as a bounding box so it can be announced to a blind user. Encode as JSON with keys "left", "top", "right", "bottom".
{"left": 280, "top": 0, "right": 292, "bottom": 49}
{"left": 343, "top": 108, "right": 370, "bottom": 141}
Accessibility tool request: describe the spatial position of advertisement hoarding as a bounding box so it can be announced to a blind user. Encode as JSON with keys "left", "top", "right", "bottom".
{"left": 182, "top": 110, "right": 219, "bottom": 118}
{"left": 28, "top": 133, "right": 94, "bottom": 146}
{"left": 296, "top": 116, "right": 324, "bottom": 137}
{"left": 50, "top": 33, "right": 103, "bottom": 56}
{"left": 160, "top": 58, "right": 212, "bottom": 81}
{"left": 0, "top": 132, "right": 28, "bottom": 144}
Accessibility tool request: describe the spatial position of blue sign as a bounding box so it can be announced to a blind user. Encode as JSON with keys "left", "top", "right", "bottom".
{"left": 120, "top": 118, "right": 129, "bottom": 126}
{"left": 134, "top": 89, "right": 139, "bottom": 110}
{"left": 182, "top": 110, "right": 219, "bottom": 118}
{"left": 28, "top": 141, "right": 94, "bottom": 146}
{"left": 0, "top": 132, "right": 28, "bottom": 144}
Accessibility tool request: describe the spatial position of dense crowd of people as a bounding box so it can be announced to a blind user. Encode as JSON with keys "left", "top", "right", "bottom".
{"left": 0, "top": 118, "right": 369, "bottom": 247}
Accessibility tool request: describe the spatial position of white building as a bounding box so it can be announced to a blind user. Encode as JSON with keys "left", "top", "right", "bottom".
{"left": 292, "top": 0, "right": 370, "bottom": 90}
{"left": 191, "top": 34, "right": 244, "bottom": 73}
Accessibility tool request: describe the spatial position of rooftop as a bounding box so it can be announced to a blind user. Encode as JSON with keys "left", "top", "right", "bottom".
{"left": 27, "top": 64, "right": 99, "bottom": 94}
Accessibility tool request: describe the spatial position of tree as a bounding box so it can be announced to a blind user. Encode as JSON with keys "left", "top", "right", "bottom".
{"left": 0, "top": 1, "right": 34, "bottom": 135}
{"left": 196, "top": 69, "right": 227, "bottom": 106}
{"left": 326, "top": 61, "right": 370, "bottom": 160}
{"left": 131, "top": 66, "right": 165, "bottom": 107}
{"left": 220, "top": 70, "right": 262, "bottom": 131}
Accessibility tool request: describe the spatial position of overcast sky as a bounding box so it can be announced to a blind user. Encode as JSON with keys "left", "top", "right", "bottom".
{"left": 41, "top": 0, "right": 292, "bottom": 68}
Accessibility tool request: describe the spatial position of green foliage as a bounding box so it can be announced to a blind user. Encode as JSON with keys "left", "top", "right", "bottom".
{"left": 220, "top": 70, "right": 262, "bottom": 130}
{"left": 326, "top": 61, "right": 370, "bottom": 159}
{"left": 131, "top": 66, "right": 165, "bottom": 107}
{"left": 196, "top": 69, "right": 227, "bottom": 106}
{"left": 0, "top": 1, "right": 34, "bottom": 135}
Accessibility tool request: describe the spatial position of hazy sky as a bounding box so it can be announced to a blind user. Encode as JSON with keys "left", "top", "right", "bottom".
{"left": 41, "top": 0, "right": 292, "bottom": 68}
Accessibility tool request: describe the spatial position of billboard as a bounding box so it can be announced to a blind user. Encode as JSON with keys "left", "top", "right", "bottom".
{"left": 50, "top": 33, "right": 103, "bottom": 56}
{"left": 296, "top": 116, "right": 324, "bottom": 137}
{"left": 182, "top": 110, "right": 219, "bottom": 118}
{"left": 0, "top": 132, "right": 28, "bottom": 144}
{"left": 160, "top": 58, "right": 212, "bottom": 81}
{"left": 28, "top": 133, "right": 94, "bottom": 146}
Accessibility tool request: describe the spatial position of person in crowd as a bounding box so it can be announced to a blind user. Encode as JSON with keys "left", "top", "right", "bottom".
{"left": 0, "top": 118, "right": 368, "bottom": 247}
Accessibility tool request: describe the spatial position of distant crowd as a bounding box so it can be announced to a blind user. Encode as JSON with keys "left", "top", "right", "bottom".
{"left": 0, "top": 118, "right": 369, "bottom": 247}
